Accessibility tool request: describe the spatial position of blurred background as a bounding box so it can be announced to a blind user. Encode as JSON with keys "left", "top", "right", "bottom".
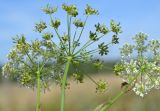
{"left": 1, "top": 0, "right": 160, "bottom": 111}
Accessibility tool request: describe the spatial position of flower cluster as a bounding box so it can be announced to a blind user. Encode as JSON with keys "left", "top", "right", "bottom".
{"left": 110, "top": 20, "right": 122, "bottom": 34}
{"left": 34, "top": 21, "right": 47, "bottom": 33}
{"left": 89, "top": 31, "right": 98, "bottom": 41}
{"left": 112, "top": 35, "right": 119, "bottom": 44}
{"left": 114, "top": 32, "right": 160, "bottom": 97}
{"left": 93, "top": 59, "right": 104, "bottom": 70}
{"left": 98, "top": 42, "right": 109, "bottom": 56}
{"left": 41, "top": 4, "right": 58, "bottom": 15}
{"left": 62, "top": 4, "right": 78, "bottom": 17}
{"left": 3, "top": 4, "right": 122, "bottom": 95}
{"left": 2, "top": 3, "right": 125, "bottom": 111}
{"left": 95, "top": 23, "right": 109, "bottom": 34}
{"left": 85, "top": 4, "right": 99, "bottom": 15}
{"left": 120, "top": 44, "right": 134, "bottom": 57}
{"left": 61, "top": 33, "right": 69, "bottom": 43}
{"left": 96, "top": 80, "right": 108, "bottom": 93}
{"left": 72, "top": 73, "right": 84, "bottom": 83}
{"left": 148, "top": 40, "right": 160, "bottom": 54}
{"left": 73, "top": 19, "right": 85, "bottom": 28}
{"left": 132, "top": 32, "right": 148, "bottom": 53}
{"left": 2, "top": 35, "right": 62, "bottom": 90}
{"left": 42, "top": 32, "right": 53, "bottom": 40}
{"left": 51, "top": 19, "right": 61, "bottom": 29}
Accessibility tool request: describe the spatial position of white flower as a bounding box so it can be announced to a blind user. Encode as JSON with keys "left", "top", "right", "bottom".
{"left": 116, "top": 33, "right": 160, "bottom": 97}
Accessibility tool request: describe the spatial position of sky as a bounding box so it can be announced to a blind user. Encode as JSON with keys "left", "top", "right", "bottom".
{"left": 1, "top": 0, "right": 160, "bottom": 63}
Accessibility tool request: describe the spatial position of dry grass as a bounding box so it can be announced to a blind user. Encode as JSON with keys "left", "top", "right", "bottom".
{"left": 0, "top": 74, "right": 160, "bottom": 111}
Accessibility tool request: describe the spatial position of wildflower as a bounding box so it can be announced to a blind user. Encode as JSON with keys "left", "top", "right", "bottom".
{"left": 93, "top": 59, "right": 104, "bottom": 70}
{"left": 62, "top": 4, "right": 78, "bottom": 17}
{"left": 73, "top": 73, "right": 84, "bottom": 83}
{"left": 2, "top": 4, "right": 123, "bottom": 111}
{"left": 2, "top": 35, "right": 61, "bottom": 89}
{"left": 116, "top": 32, "right": 160, "bottom": 97}
{"left": 120, "top": 44, "right": 134, "bottom": 57}
{"left": 34, "top": 21, "right": 47, "bottom": 33}
{"left": 110, "top": 20, "right": 122, "bottom": 34}
{"left": 112, "top": 35, "right": 119, "bottom": 44}
{"left": 73, "top": 19, "right": 85, "bottom": 27}
{"left": 89, "top": 31, "right": 98, "bottom": 41}
{"left": 21, "top": 72, "right": 32, "bottom": 85}
{"left": 42, "top": 5, "right": 58, "bottom": 15}
{"left": 98, "top": 42, "right": 109, "bottom": 56}
{"left": 31, "top": 39, "right": 41, "bottom": 51}
{"left": 95, "top": 23, "right": 109, "bottom": 34}
{"left": 96, "top": 80, "right": 108, "bottom": 93}
{"left": 42, "top": 32, "right": 53, "bottom": 40}
{"left": 148, "top": 40, "right": 160, "bottom": 54}
{"left": 114, "top": 63, "right": 125, "bottom": 76}
{"left": 51, "top": 19, "right": 61, "bottom": 29}
{"left": 85, "top": 4, "right": 99, "bottom": 15}
{"left": 62, "top": 33, "right": 69, "bottom": 43}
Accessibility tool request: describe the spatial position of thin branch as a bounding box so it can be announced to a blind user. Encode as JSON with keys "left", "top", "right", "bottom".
{"left": 74, "top": 34, "right": 109, "bottom": 56}
{"left": 67, "top": 14, "right": 72, "bottom": 55}
{"left": 49, "top": 15, "right": 69, "bottom": 55}
{"left": 24, "top": 49, "right": 35, "bottom": 66}
{"left": 85, "top": 73, "right": 98, "bottom": 85}
{"left": 72, "top": 16, "right": 88, "bottom": 54}
{"left": 71, "top": 27, "right": 78, "bottom": 54}
{"left": 98, "top": 72, "right": 141, "bottom": 111}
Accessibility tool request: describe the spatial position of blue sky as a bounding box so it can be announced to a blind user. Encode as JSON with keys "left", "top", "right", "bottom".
{"left": 1, "top": 0, "right": 160, "bottom": 63}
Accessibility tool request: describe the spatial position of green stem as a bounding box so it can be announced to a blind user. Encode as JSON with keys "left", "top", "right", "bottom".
{"left": 74, "top": 34, "right": 106, "bottom": 56}
{"left": 74, "top": 40, "right": 92, "bottom": 56}
{"left": 72, "top": 27, "right": 78, "bottom": 44}
{"left": 67, "top": 15, "right": 72, "bottom": 55}
{"left": 72, "top": 16, "right": 88, "bottom": 54}
{"left": 24, "top": 49, "right": 35, "bottom": 65}
{"left": 85, "top": 73, "right": 98, "bottom": 85}
{"left": 36, "top": 70, "right": 41, "bottom": 111}
{"left": 99, "top": 91, "right": 124, "bottom": 111}
{"left": 75, "top": 49, "right": 99, "bottom": 59}
{"left": 97, "top": 72, "right": 141, "bottom": 111}
{"left": 76, "top": 16, "right": 88, "bottom": 42}
{"left": 49, "top": 15, "right": 68, "bottom": 55}
{"left": 71, "top": 27, "right": 78, "bottom": 54}
{"left": 60, "top": 56, "right": 72, "bottom": 111}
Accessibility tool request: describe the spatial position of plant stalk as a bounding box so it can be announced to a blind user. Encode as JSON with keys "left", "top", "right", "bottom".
{"left": 60, "top": 56, "right": 72, "bottom": 111}
{"left": 36, "top": 70, "right": 41, "bottom": 111}
{"left": 99, "top": 91, "right": 124, "bottom": 111}
{"left": 97, "top": 72, "right": 141, "bottom": 111}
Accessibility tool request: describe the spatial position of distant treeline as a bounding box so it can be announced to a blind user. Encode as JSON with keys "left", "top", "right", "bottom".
{"left": 69, "top": 60, "right": 116, "bottom": 75}
{"left": 0, "top": 61, "right": 117, "bottom": 82}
